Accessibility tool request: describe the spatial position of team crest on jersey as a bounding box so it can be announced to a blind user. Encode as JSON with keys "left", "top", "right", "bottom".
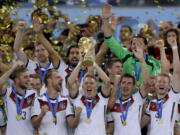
{"left": 59, "top": 102, "right": 66, "bottom": 110}
{"left": 27, "top": 97, "right": 33, "bottom": 105}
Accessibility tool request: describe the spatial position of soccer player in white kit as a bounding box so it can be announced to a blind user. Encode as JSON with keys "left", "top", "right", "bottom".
{"left": 13, "top": 20, "right": 54, "bottom": 86}
{"left": 32, "top": 15, "right": 84, "bottom": 96}
{"left": 31, "top": 69, "right": 82, "bottom": 135}
{"left": 0, "top": 61, "right": 37, "bottom": 135}
{"left": 106, "top": 39, "right": 149, "bottom": 135}
{"left": 142, "top": 33, "right": 180, "bottom": 135}
{"left": 67, "top": 55, "right": 111, "bottom": 135}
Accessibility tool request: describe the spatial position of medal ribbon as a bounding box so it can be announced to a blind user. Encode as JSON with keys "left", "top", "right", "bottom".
{"left": 156, "top": 98, "right": 164, "bottom": 119}
{"left": 85, "top": 97, "right": 93, "bottom": 119}
{"left": 38, "top": 62, "right": 51, "bottom": 85}
{"left": 12, "top": 87, "right": 26, "bottom": 115}
{"left": 45, "top": 92, "right": 59, "bottom": 119}
{"left": 116, "top": 85, "right": 121, "bottom": 99}
{"left": 119, "top": 98, "right": 131, "bottom": 122}
{"left": 79, "top": 69, "right": 86, "bottom": 84}
{"left": 134, "top": 55, "right": 146, "bottom": 82}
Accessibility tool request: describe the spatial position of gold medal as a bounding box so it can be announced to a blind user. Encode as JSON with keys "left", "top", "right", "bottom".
{"left": 53, "top": 117, "right": 57, "bottom": 124}
{"left": 16, "top": 115, "right": 21, "bottom": 121}
{"left": 158, "top": 119, "right": 163, "bottom": 124}
{"left": 42, "top": 85, "right": 45, "bottom": 90}
{"left": 86, "top": 118, "right": 91, "bottom": 124}
{"left": 122, "top": 121, "right": 127, "bottom": 126}
{"left": 136, "top": 81, "right": 140, "bottom": 86}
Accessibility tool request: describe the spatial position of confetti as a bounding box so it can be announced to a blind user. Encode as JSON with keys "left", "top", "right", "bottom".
{"left": 154, "top": 0, "right": 159, "bottom": 3}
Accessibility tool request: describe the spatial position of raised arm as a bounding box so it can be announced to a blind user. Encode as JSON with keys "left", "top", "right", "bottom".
{"left": 95, "top": 42, "right": 109, "bottom": 67}
{"left": 93, "top": 60, "right": 111, "bottom": 97}
{"left": 107, "top": 75, "right": 120, "bottom": 111}
{"left": 67, "top": 58, "right": 83, "bottom": 98}
{"left": 0, "top": 61, "right": 10, "bottom": 73}
{"left": 133, "top": 39, "right": 149, "bottom": 98}
{"left": 102, "top": 4, "right": 130, "bottom": 60}
{"left": 32, "top": 16, "right": 64, "bottom": 69}
{"left": 13, "top": 21, "right": 28, "bottom": 65}
{"left": 156, "top": 40, "right": 170, "bottom": 73}
{"left": 0, "top": 61, "right": 24, "bottom": 95}
{"left": 170, "top": 39, "right": 180, "bottom": 92}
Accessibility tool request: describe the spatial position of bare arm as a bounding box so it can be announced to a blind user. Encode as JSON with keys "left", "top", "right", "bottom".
{"left": 31, "top": 105, "right": 48, "bottom": 129}
{"left": 93, "top": 62, "right": 111, "bottom": 97}
{"left": 107, "top": 75, "right": 120, "bottom": 112}
{"left": 95, "top": 42, "right": 109, "bottom": 67}
{"left": 0, "top": 61, "right": 23, "bottom": 95}
{"left": 102, "top": 4, "right": 116, "bottom": 37}
{"left": 141, "top": 113, "right": 151, "bottom": 128}
{"left": 31, "top": 112, "right": 46, "bottom": 129}
{"left": 133, "top": 39, "right": 149, "bottom": 98}
{"left": 0, "top": 62, "right": 10, "bottom": 73}
{"left": 156, "top": 40, "right": 170, "bottom": 73}
{"left": 106, "top": 122, "right": 114, "bottom": 134}
{"left": 13, "top": 21, "right": 28, "bottom": 65}
{"left": 174, "top": 123, "right": 180, "bottom": 135}
{"left": 67, "top": 61, "right": 82, "bottom": 98}
{"left": 33, "top": 16, "right": 64, "bottom": 69}
{"left": 67, "top": 107, "right": 82, "bottom": 128}
{"left": 171, "top": 43, "right": 180, "bottom": 93}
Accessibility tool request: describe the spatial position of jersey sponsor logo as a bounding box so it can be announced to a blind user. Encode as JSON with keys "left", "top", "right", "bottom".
{"left": 10, "top": 92, "right": 36, "bottom": 109}
{"left": 149, "top": 94, "right": 169, "bottom": 111}
{"left": 110, "top": 98, "right": 134, "bottom": 113}
{"left": 38, "top": 99, "right": 67, "bottom": 112}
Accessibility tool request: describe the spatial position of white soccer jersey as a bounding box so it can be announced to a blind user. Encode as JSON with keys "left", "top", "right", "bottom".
{"left": 71, "top": 92, "right": 109, "bottom": 135}
{"left": 146, "top": 89, "right": 179, "bottom": 135}
{"left": 2, "top": 86, "right": 36, "bottom": 135}
{"left": 107, "top": 92, "right": 145, "bottom": 135}
{"left": 57, "top": 62, "right": 86, "bottom": 96}
{"left": 31, "top": 93, "right": 74, "bottom": 135}
{"left": 57, "top": 61, "right": 69, "bottom": 96}
{"left": 26, "top": 59, "right": 53, "bottom": 75}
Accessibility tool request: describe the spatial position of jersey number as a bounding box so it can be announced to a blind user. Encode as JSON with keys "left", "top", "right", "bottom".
{"left": 21, "top": 111, "right": 26, "bottom": 120}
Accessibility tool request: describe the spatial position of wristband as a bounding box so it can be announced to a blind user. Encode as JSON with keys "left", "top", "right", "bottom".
{"left": 172, "top": 46, "right": 177, "bottom": 50}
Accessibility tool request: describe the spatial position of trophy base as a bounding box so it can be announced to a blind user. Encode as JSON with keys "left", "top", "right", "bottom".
{"left": 82, "top": 60, "right": 93, "bottom": 67}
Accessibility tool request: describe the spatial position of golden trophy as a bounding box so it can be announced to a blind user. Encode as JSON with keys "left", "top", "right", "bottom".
{"left": 78, "top": 37, "right": 93, "bottom": 67}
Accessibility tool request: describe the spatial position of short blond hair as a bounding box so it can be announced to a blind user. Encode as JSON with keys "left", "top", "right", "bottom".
{"left": 156, "top": 73, "right": 171, "bottom": 83}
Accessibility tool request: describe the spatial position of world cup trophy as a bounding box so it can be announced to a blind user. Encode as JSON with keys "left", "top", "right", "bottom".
{"left": 78, "top": 37, "right": 93, "bottom": 67}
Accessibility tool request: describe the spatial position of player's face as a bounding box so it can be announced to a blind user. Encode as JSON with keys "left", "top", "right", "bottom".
{"left": 156, "top": 76, "right": 171, "bottom": 96}
{"left": 108, "top": 62, "right": 122, "bottom": 75}
{"left": 30, "top": 78, "right": 42, "bottom": 92}
{"left": 51, "top": 72, "right": 63, "bottom": 92}
{"left": 68, "top": 48, "right": 80, "bottom": 68}
{"left": 120, "top": 77, "right": 134, "bottom": 98}
{"left": 34, "top": 44, "right": 48, "bottom": 63}
{"left": 131, "top": 38, "right": 147, "bottom": 53}
{"left": 147, "top": 78, "right": 156, "bottom": 94}
{"left": 18, "top": 71, "right": 30, "bottom": 89}
{"left": 83, "top": 77, "right": 98, "bottom": 99}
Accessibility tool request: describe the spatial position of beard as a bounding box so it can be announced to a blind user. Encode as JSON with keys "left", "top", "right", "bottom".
{"left": 19, "top": 83, "right": 27, "bottom": 90}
